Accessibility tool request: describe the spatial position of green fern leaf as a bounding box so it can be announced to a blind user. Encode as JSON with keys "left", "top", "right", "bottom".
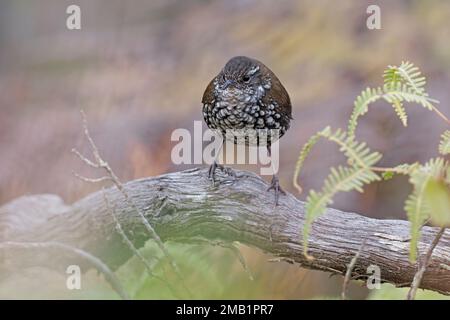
{"left": 322, "top": 128, "right": 383, "bottom": 167}
{"left": 383, "top": 67, "right": 400, "bottom": 89}
{"left": 348, "top": 87, "right": 383, "bottom": 140}
{"left": 405, "top": 189, "right": 430, "bottom": 263}
{"left": 425, "top": 178, "right": 450, "bottom": 227}
{"left": 381, "top": 171, "right": 394, "bottom": 180}
{"left": 385, "top": 61, "right": 427, "bottom": 95}
{"left": 293, "top": 127, "right": 383, "bottom": 194}
{"left": 381, "top": 82, "right": 446, "bottom": 129}
{"left": 446, "top": 167, "right": 450, "bottom": 186}
{"left": 303, "top": 165, "right": 380, "bottom": 257}
{"left": 381, "top": 163, "right": 420, "bottom": 180}
{"left": 301, "top": 130, "right": 382, "bottom": 257}
{"left": 349, "top": 62, "right": 444, "bottom": 140}
{"left": 439, "top": 130, "right": 450, "bottom": 155}
{"left": 293, "top": 127, "right": 331, "bottom": 193}
{"left": 382, "top": 83, "right": 437, "bottom": 111}
{"left": 405, "top": 158, "right": 447, "bottom": 262}
{"left": 392, "top": 100, "right": 407, "bottom": 126}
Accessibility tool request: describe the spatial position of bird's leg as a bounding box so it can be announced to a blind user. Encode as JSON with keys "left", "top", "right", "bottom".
{"left": 266, "top": 145, "right": 286, "bottom": 205}
{"left": 208, "top": 141, "right": 236, "bottom": 184}
{"left": 267, "top": 174, "right": 286, "bottom": 205}
{"left": 208, "top": 161, "right": 236, "bottom": 184}
{"left": 208, "top": 160, "right": 220, "bottom": 184}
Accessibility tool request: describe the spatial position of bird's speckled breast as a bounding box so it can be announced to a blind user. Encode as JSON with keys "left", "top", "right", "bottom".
{"left": 203, "top": 78, "right": 289, "bottom": 145}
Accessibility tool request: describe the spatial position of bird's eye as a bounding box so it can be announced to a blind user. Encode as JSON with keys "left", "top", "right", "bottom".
{"left": 243, "top": 75, "right": 250, "bottom": 83}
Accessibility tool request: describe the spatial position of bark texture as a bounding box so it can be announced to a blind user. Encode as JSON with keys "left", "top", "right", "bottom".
{"left": 1, "top": 168, "right": 449, "bottom": 294}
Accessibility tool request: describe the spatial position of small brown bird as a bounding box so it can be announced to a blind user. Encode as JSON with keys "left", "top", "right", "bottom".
{"left": 202, "top": 56, "right": 292, "bottom": 204}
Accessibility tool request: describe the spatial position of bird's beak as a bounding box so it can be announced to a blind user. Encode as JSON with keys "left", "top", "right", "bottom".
{"left": 221, "top": 79, "right": 234, "bottom": 90}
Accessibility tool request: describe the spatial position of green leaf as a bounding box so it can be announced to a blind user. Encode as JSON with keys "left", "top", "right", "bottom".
{"left": 438, "top": 130, "right": 450, "bottom": 155}
{"left": 301, "top": 129, "right": 382, "bottom": 257}
{"left": 382, "top": 171, "right": 394, "bottom": 180}
{"left": 323, "top": 128, "right": 383, "bottom": 167}
{"left": 382, "top": 83, "right": 437, "bottom": 111}
{"left": 405, "top": 158, "right": 447, "bottom": 262}
{"left": 298, "top": 62, "right": 448, "bottom": 262}
{"left": 446, "top": 166, "right": 450, "bottom": 186}
{"left": 293, "top": 127, "right": 330, "bottom": 193}
{"left": 348, "top": 62, "right": 443, "bottom": 141}
{"left": 424, "top": 179, "right": 450, "bottom": 227}
{"left": 405, "top": 190, "right": 430, "bottom": 263}
{"left": 303, "top": 166, "right": 380, "bottom": 257}
{"left": 392, "top": 100, "right": 407, "bottom": 126}
{"left": 384, "top": 61, "right": 427, "bottom": 95}
{"left": 381, "top": 164, "right": 419, "bottom": 180}
{"left": 348, "top": 87, "right": 382, "bottom": 140}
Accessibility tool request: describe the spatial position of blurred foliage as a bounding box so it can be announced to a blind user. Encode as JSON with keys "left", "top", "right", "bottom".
{"left": 294, "top": 62, "right": 450, "bottom": 261}
{"left": 313, "top": 284, "right": 450, "bottom": 300}
{"left": 425, "top": 171, "right": 450, "bottom": 227}
{"left": 368, "top": 284, "right": 450, "bottom": 300}
{"left": 118, "top": 242, "right": 288, "bottom": 299}
{"left": 439, "top": 130, "right": 450, "bottom": 155}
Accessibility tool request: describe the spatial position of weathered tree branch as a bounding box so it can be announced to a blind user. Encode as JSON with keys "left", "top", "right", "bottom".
{"left": 406, "top": 227, "right": 447, "bottom": 299}
{"left": 1, "top": 168, "right": 450, "bottom": 295}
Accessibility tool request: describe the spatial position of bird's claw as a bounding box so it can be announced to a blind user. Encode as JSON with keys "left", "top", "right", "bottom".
{"left": 208, "top": 161, "right": 236, "bottom": 184}
{"left": 267, "top": 175, "right": 286, "bottom": 206}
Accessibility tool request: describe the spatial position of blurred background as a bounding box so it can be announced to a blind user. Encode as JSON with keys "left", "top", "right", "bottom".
{"left": 1, "top": 0, "right": 450, "bottom": 299}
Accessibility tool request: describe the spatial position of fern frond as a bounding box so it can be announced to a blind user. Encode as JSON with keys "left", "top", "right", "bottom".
{"left": 382, "top": 62, "right": 426, "bottom": 127}
{"left": 347, "top": 87, "right": 383, "bottom": 140}
{"left": 380, "top": 163, "right": 419, "bottom": 180}
{"left": 299, "top": 61, "right": 450, "bottom": 263}
{"left": 446, "top": 167, "right": 450, "bottom": 186}
{"left": 405, "top": 158, "right": 447, "bottom": 262}
{"left": 394, "top": 163, "right": 421, "bottom": 175}
{"left": 405, "top": 190, "right": 430, "bottom": 263}
{"left": 382, "top": 83, "right": 437, "bottom": 111}
{"left": 385, "top": 61, "right": 427, "bottom": 95}
{"left": 348, "top": 62, "right": 447, "bottom": 140}
{"left": 392, "top": 100, "right": 407, "bottom": 126}
{"left": 301, "top": 130, "right": 382, "bottom": 257}
{"left": 293, "top": 127, "right": 331, "bottom": 193}
{"left": 303, "top": 166, "right": 380, "bottom": 257}
{"left": 321, "top": 128, "right": 382, "bottom": 167}
{"left": 439, "top": 130, "right": 450, "bottom": 155}
{"left": 293, "top": 126, "right": 383, "bottom": 194}
{"left": 383, "top": 67, "right": 400, "bottom": 89}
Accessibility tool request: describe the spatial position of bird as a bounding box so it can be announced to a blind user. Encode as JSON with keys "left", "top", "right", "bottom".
{"left": 202, "top": 56, "right": 292, "bottom": 205}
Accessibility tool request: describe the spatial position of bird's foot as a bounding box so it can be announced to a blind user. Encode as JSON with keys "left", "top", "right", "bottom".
{"left": 208, "top": 161, "right": 236, "bottom": 184}
{"left": 267, "top": 175, "right": 286, "bottom": 206}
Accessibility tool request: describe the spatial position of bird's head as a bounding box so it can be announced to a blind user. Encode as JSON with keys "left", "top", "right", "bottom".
{"left": 215, "top": 56, "right": 271, "bottom": 101}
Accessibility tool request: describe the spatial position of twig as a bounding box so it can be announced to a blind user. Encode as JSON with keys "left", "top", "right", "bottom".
{"left": 73, "top": 172, "right": 112, "bottom": 183}
{"left": 0, "top": 241, "right": 129, "bottom": 300}
{"left": 102, "top": 189, "right": 183, "bottom": 298}
{"left": 431, "top": 105, "right": 450, "bottom": 125}
{"left": 72, "top": 110, "right": 189, "bottom": 295}
{"left": 406, "top": 227, "right": 446, "bottom": 300}
{"left": 217, "top": 241, "right": 254, "bottom": 281}
{"left": 268, "top": 257, "right": 296, "bottom": 264}
{"left": 341, "top": 239, "right": 367, "bottom": 300}
{"left": 71, "top": 148, "right": 99, "bottom": 168}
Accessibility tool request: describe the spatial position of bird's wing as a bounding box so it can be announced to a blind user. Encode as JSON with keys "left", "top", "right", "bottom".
{"left": 202, "top": 77, "right": 216, "bottom": 105}
{"left": 264, "top": 73, "right": 292, "bottom": 121}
